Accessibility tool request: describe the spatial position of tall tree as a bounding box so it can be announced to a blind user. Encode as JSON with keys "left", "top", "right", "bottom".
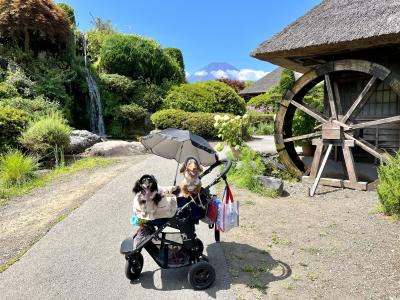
{"left": 0, "top": 0, "right": 71, "bottom": 51}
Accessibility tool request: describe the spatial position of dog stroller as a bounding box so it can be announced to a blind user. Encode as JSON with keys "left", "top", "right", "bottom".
{"left": 120, "top": 128, "right": 232, "bottom": 290}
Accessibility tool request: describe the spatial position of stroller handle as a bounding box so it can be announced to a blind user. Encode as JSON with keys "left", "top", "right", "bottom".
{"left": 201, "top": 158, "right": 232, "bottom": 191}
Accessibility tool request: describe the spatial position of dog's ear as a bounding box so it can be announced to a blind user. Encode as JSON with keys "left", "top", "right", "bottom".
{"left": 153, "top": 193, "right": 162, "bottom": 205}
{"left": 179, "top": 164, "right": 186, "bottom": 173}
{"left": 197, "top": 162, "right": 203, "bottom": 172}
{"left": 150, "top": 175, "right": 158, "bottom": 193}
{"left": 132, "top": 179, "right": 141, "bottom": 194}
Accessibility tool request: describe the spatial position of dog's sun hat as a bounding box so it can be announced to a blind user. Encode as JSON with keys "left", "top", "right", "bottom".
{"left": 183, "top": 156, "right": 201, "bottom": 167}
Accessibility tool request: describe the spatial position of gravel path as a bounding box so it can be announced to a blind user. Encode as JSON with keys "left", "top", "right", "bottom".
{"left": 220, "top": 182, "right": 400, "bottom": 299}
{"left": 0, "top": 155, "right": 234, "bottom": 300}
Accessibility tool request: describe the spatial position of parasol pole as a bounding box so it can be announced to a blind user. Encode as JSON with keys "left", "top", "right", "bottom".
{"left": 173, "top": 144, "right": 184, "bottom": 186}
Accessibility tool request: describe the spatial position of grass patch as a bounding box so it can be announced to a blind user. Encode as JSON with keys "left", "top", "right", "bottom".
{"left": 0, "top": 157, "right": 116, "bottom": 203}
{"left": 0, "top": 235, "right": 42, "bottom": 273}
{"left": 301, "top": 247, "right": 321, "bottom": 255}
{"left": 246, "top": 280, "right": 267, "bottom": 291}
{"left": 282, "top": 282, "right": 295, "bottom": 290}
{"left": 241, "top": 264, "right": 258, "bottom": 272}
{"left": 299, "top": 261, "right": 308, "bottom": 267}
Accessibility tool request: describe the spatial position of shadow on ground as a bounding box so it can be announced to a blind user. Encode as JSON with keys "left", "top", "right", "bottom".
{"left": 131, "top": 241, "right": 291, "bottom": 298}
{"left": 217, "top": 241, "right": 292, "bottom": 297}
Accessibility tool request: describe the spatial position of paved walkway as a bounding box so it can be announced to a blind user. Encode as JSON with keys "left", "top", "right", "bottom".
{"left": 0, "top": 156, "right": 234, "bottom": 300}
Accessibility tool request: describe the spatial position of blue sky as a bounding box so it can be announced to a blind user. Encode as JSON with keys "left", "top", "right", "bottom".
{"left": 57, "top": 0, "right": 320, "bottom": 78}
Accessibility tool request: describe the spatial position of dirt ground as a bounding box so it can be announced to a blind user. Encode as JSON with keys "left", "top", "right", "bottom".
{"left": 0, "top": 156, "right": 146, "bottom": 268}
{"left": 219, "top": 182, "right": 400, "bottom": 300}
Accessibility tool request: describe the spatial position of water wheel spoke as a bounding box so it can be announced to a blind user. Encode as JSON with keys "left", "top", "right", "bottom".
{"left": 333, "top": 81, "right": 343, "bottom": 115}
{"left": 290, "top": 100, "right": 327, "bottom": 124}
{"left": 343, "top": 133, "right": 389, "bottom": 163}
{"left": 342, "top": 76, "right": 378, "bottom": 123}
{"left": 325, "top": 74, "right": 337, "bottom": 119}
{"left": 283, "top": 132, "right": 322, "bottom": 143}
{"left": 350, "top": 115, "right": 400, "bottom": 129}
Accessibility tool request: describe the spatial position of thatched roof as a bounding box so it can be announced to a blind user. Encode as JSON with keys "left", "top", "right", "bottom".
{"left": 252, "top": 0, "right": 400, "bottom": 72}
{"left": 239, "top": 67, "right": 302, "bottom": 96}
{"left": 239, "top": 67, "right": 283, "bottom": 96}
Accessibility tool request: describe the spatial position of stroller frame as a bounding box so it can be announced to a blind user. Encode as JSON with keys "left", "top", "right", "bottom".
{"left": 120, "top": 158, "right": 232, "bottom": 290}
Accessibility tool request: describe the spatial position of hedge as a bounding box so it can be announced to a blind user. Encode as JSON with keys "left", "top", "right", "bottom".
{"left": 151, "top": 109, "right": 218, "bottom": 138}
{"left": 100, "top": 34, "right": 184, "bottom": 84}
{"left": 164, "top": 81, "right": 246, "bottom": 115}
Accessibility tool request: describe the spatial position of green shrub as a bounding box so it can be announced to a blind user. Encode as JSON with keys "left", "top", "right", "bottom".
{"left": 377, "top": 153, "right": 400, "bottom": 217}
{"left": 133, "top": 79, "right": 174, "bottom": 112}
{"left": 100, "top": 34, "right": 184, "bottom": 84}
{"left": 248, "top": 122, "right": 274, "bottom": 136}
{"left": 278, "top": 69, "right": 296, "bottom": 94}
{"left": 0, "top": 96, "right": 60, "bottom": 119}
{"left": 100, "top": 73, "right": 136, "bottom": 96}
{"left": 0, "top": 150, "right": 38, "bottom": 192}
{"left": 214, "top": 114, "right": 250, "bottom": 149}
{"left": 20, "top": 113, "right": 72, "bottom": 156}
{"left": 247, "top": 111, "right": 274, "bottom": 124}
{"left": 118, "top": 103, "right": 147, "bottom": 122}
{"left": 5, "top": 67, "right": 36, "bottom": 98}
{"left": 151, "top": 109, "right": 218, "bottom": 138}
{"left": 164, "top": 48, "right": 185, "bottom": 75}
{"left": 0, "top": 105, "right": 28, "bottom": 151}
{"left": 0, "top": 81, "right": 17, "bottom": 98}
{"left": 164, "top": 81, "right": 246, "bottom": 115}
{"left": 247, "top": 92, "right": 275, "bottom": 108}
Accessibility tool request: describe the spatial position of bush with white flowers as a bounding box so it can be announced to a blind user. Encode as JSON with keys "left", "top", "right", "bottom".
{"left": 214, "top": 114, "right": 250, "bottom": 152}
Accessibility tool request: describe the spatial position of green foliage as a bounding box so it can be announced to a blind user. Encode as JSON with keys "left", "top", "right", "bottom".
{"left": 227, "top": 147, "right": 277, "bottom": 197}
{"left": 133, "top": 79, "right": 173, "bottom": 112}
{"left": 0, "top": 81, "right": 17, "bottom": 98}
{"left": 100, "top": 73, "right": 136, "bottom": 96}
{"left": 292, "top": 84, "right": 324, "bottom": 145}
{"left": 164, "top": 48, "right": 185, "bottom": 74}
{"left": 0, "top": 96, "right": 60, "bottom": 119}
{"left": 214, "top": 114, "right": 250, "bottom": 149}
{"left": 5, "top": 67, "right": 36, "bottom": 98}
{"left": 248, "top": 122, "right": 274, "bottom": 136}
{"left": 278, "top": 68, "right": 296, "bottom": 94}
{"left": 0, "top": 150, "right": 38, "bottom": 193}
{"left": 57, "top": 3, "right": 76, "bottom": 26}
{"left": 118, "top": 103, "right": 147, "bottom": 122}
{"left": 20, "top": 113, "right": 72, "bottom": 156}
{"left": 164, "top": 81, "right": 246, "bottom": 115}
{"left": 0, "top": 105, "right": 28, "bottom": 151}
{"left": 247, "top": 92, "right": 275, "bottom": 108}
{"left": 377, "top": 153, "right": 400, "bottom": 217}
{"left": 86, "top": 18, "right": 117, "bottom": 63}
{"left": 100, "top": 34, "right": 184, "bottom": 84}
{"left": 151, "top": 109, "right": 218, "bottom": 138}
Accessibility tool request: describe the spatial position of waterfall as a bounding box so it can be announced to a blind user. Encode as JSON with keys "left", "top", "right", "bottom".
{"left": 82, "top": 33, "right": 106, "bottom": 136}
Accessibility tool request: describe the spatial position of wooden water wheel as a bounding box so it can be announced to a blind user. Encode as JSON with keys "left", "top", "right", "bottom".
{"left": 274, "top": 59, "right": 400, "bottom": 194}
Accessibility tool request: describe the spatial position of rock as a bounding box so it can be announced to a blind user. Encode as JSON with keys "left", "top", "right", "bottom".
{"left": 256, "top": 176, "right": 284, "bottom": 196}
{"left": 84, "top": 140, "right": 148, "bottom": 157}
{"left": 68, "top": 130, "right": 102, "bottom": 154}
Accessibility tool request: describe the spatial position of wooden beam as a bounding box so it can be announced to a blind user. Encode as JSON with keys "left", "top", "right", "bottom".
{"left": 344, "top": 133, "right": 389, "bottom": 163}
{"left": 312, "top": 139, "right": 354, "bottom": 147}
{"left": 309, "top": 144, "right": 333, "bottom": 196}
{"left": 283, "top": 131, "right": 322, "bottom": 143}
{"left": 342, "top": 146, "right": 358, "bottom": 182}
{"left": 290, "top": 100, "right": 327, "bottom": 124}
{"left": 333, "top": 81, "right": 343, "bottom": 115}
{"left": 309, "top": 144, "right": 324, "bottom": 179}
{"left": 351, "top": 115, "right": 400, "bottom": 129}
{"left": 302, "top": 176, "right": 368, "bottom": 191}
{"left": 325, "top": 74, "right": 337, "bottom": 119}
{"left": 342, "top": 76, "right": 378, "bottom": 123}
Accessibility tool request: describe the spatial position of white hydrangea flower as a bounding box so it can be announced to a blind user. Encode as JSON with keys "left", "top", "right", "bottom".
{"left": 223, "top": 115, "right": 230, "bottom": 121}
{"left": 214, "top": 114, "right": 221, "bottom": 121}
{"left": 234, "top": 145, "right": 240, "bottom": 150}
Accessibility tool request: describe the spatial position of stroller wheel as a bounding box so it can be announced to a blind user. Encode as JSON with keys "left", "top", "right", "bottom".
{"left": 125, "top": 253, "right": 144, "bottom": 281}
{"left": 188, "top": 261, "right": 216, "bottom": 290}
{"left": 195, "top": 238, "right": 204, "bottom": 254}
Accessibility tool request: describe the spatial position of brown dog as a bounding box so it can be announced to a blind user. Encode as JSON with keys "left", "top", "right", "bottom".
{"left": 180, "top": 157, "right": 203, "bottom": 198}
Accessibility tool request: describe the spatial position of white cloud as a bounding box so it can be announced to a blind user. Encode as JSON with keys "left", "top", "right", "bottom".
{"left": 185, "top": 71, "right": 191, "bottom": 78}
{"left": 227, "top": 69, "right": 269, "bottom": 81}
{"left": 194, "top": 70, "right": 208, "bottom": 76}
{"left": 210, "top": 70, "right": 228, "bottom": 79}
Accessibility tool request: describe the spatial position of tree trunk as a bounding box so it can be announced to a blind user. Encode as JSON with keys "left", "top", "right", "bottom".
{"left": 24, "top": 26, "right": 30, "bottom": 51}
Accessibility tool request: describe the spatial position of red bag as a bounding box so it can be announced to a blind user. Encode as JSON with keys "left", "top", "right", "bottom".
{"left": 206, "top": 199, "right": 219, "bottom": 223}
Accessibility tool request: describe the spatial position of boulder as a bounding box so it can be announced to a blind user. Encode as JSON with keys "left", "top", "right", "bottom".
{"left": 257, "top": 176, "right": 284, "bottom": 196}
{"left": 68, "top": 130, "right": 102, "bottom": 154}
{"left": 84, "top": 140, "right": 148, "bottom": 157}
